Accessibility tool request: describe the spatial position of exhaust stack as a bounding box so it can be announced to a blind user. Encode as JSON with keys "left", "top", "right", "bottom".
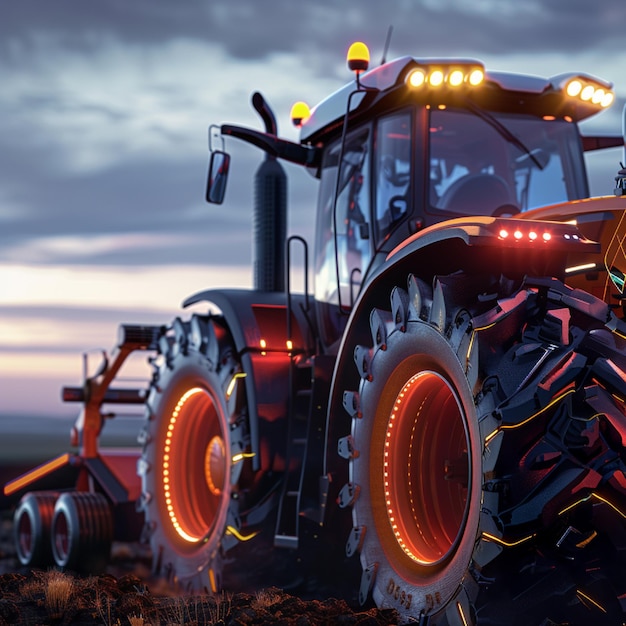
{"left": 252, "top": 92, "right": 287, "bottom": 292}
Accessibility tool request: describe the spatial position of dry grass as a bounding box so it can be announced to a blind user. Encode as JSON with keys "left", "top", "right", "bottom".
{"left": 44, "top": 570, "right": 75, "bottom": 620}
{"left": 95, "top": 586, "right": 115, "bottom": 626}
{"left": 252, "top": 587, "right": 283, "bottom": 608}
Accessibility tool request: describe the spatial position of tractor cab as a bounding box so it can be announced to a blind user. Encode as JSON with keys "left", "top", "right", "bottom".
{"left": 206, "top": 43, "right": 620, "bottom": 349}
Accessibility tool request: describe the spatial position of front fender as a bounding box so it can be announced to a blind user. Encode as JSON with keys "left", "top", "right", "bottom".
{"left": 323, "top": 214, "right": 598, "bottom": 500}
{"left": 183, "top": 288, "right": 315, "bottom": 472}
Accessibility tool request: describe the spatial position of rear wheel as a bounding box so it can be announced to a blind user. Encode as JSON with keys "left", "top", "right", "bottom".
{"left": 51, "top": 491, "right": 113, "bottom": 573}
{"left": 138, "top": 315, "right": 249, "bottom": 592}
{"left": 342, "top": 272, "right": 626, "bottom": 624}
{"left": 13, "top": 491, "right": 58, "bottom": 567}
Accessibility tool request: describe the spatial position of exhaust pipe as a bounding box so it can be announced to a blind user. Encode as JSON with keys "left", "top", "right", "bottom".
{"left": 252, "top": 92, "right": 287, "bottom": 292}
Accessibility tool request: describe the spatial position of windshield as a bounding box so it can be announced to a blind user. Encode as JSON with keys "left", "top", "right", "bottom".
{"left": 429, "top": 109, "right": 587, "bottom": 217}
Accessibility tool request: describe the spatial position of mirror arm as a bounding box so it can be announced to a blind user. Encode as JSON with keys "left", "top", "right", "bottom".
{"left": 221, "top": 124, "right": 320, "bottom": 167}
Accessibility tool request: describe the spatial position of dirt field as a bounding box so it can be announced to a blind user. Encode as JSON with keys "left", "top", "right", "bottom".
{"left": 0, "top": 514, "right": 398, "bottom": 625}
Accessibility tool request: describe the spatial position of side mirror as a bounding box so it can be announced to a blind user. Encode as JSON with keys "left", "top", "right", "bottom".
{"left": 206, "top": 150, "right": 230, "bottom": 204}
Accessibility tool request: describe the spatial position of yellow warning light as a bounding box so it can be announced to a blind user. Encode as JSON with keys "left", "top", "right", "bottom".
{"left": 290, "top": 101, "right": 311, "bottom": 127}
{"left": 347, "top": 41, "right": 370, "bottom": 73}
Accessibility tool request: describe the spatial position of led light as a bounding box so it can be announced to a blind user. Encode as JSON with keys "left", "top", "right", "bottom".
{"left": 581, "top": 85, "right": 595, "bottom": 101}
{"left": 543, "top": 232, "right": 552, "bottom": 241}
{"left": 290, "top": 101, "right": 310, "bottom": 127}
{"left": 449, "top": 69, "right": 464, "bottom": 87}
{"left": 528, "top": 231, "right": 538, "bottom": 241}
{"left": 429, "top": 69, "right": 445, "bottom": 86}
{"left": 601, "top": 91, "right": 615, "bottom": 107}
{"left": 499, "top": 229, "right": 509, "bottom": 239}
{"left": 592, "top": 88, "right": 605, "bottom": 104}
{"left": 566, "top": 79, "right": 583, "bottom": 97}
{"left": 468, "top": 69, "right": 484, "bottom": 86}
{"left": 514, "top": 230, "right": 523, "bottom": 240}
{"left": 565, "top": 263, "right": 597, "bottom": 274}
{"left": 407, "top": 68, "right": 426, "bottom": 87}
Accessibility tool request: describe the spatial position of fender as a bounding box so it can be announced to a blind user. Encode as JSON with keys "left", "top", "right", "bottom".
{"left": 323, "top": 214, "right": 599, "bottom": 506}
{"left": 182, "top": 288, "right": 315, "bottom": 472}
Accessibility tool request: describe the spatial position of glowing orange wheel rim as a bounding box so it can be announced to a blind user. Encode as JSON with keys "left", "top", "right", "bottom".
{"left": 384, "top": 371, "right": 471, "bottom": 566}
{"left": 162, "top": 387, "right": 228, "bottom": 546}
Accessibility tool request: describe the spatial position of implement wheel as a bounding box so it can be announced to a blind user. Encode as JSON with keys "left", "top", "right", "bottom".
{"left": 51, "top": 491, "right": 113, "bottom": 573}
{"left": 13, "top": 491, "right": 58, "bottom": 568}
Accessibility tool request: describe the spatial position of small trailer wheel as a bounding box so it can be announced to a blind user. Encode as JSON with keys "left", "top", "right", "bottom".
{"left": 13, "top": 491, "right": 59, "bottom": 567}
{"left": 51, "top": 492, "right": 113, "bottom": 573}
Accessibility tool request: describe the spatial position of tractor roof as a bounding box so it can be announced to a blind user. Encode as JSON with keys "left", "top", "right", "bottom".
{"left": 299, "top": 54, "right": 614, "bottom": 144}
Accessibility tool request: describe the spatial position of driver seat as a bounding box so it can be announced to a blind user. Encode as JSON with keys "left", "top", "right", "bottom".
{"left": 439, "top": 173, "right": 517, "bottom": 216}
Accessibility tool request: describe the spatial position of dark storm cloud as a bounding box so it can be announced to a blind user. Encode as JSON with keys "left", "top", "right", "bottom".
{"left": 0, "top": 0, "right": 624, "bottom": 270}
{"left": 3, "top": 1, "right": 624, "bottom": 61}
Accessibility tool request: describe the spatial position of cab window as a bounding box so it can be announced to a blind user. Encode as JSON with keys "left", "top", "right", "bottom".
{"left": 314, "top": 127, "right": 371, "bottom": 314}
{"left": 375, "top": 111, "right": 412, "bottom": 244}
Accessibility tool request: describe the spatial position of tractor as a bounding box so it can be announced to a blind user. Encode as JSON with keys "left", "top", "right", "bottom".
{"left": 5, "top": 42, "right": 626, "bottom": 625}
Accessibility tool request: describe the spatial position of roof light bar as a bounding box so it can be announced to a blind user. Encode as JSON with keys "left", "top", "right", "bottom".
{"left": 563, "top": 76, "right": 614, "bottom": 108}
{"left": 406, "top": 64, "right": 485, "bottom": 90}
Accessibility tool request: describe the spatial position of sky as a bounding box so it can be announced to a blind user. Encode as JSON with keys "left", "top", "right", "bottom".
{"left": 1, "top": 0, "right": 626, "bottom": 418}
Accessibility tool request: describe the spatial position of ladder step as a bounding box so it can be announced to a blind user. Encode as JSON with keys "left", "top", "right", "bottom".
{"left": 274, "top": 534, "right": 298, "bottom": 549}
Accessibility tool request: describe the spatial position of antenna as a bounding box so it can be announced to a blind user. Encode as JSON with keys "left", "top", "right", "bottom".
{"left": 381, "top": 25, "right": 393, "bottom": 65}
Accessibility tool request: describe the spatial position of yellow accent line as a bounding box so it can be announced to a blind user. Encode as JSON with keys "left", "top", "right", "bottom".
{"left": 473, "top": 322, "right": 497, "bottom": 332}
{"left": 465, "top": 332, "right": 476, "bottom": 370}
{"left": 484, "top": 429, "right": 499, "bottom": 445}
{"left": 498, "top": 388, "right": 576, "bottom": 432}
{"left": 576, "top": 530, "right": 597, "bottom": 549}
{"left": 612, "top": 328, "right": 626, "bottom": 341}
{"left": 225, "top": 525, "right": 260, "bottom": 542}
{"left": 482, "top": 532, "right": 536, "bottom": 547}
{"left": 226, "top": 372, "right": 247, "bottom": 399}
{"left": 577, "top": 588, "right": 607, "bottom": 613}
{"left": 208, "top": 568, "right": 217, "bottom": 594}
{"left": 231, "top": 452, "right": 256, "bottom": 463}
{"left": 559, "top": 492, "right": 626, "bottom": 520}
{"left": 457, "top": 601, "right": 470, "bottom": 626}
{"left": 4, "top": 453, "right": 71, "bottom": 496}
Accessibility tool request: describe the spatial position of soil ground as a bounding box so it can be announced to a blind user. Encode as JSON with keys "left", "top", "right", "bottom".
{"left": 0, "top": 512, "right": 398, "bottom": 625}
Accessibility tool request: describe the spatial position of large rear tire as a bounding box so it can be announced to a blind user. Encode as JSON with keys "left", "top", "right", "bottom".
{"left": 343, "top": 272, "right": 626, "bottom": 624}
{"left": 138, "top": 315, "right": 249, "bottom": 592}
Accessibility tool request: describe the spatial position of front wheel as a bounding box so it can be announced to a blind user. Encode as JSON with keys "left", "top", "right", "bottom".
{"left": 342, "top": 272, "right": 626, "bottom": 624}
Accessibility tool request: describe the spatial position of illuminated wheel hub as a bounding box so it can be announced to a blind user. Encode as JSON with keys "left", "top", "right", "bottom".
{"left": 384, "top": 371, "right": 470, "bottom": 566}
{"left": 205, "top": 435, "right": 226, "bottom": 496}
{"left": 163, "top": 387, "right": 229, "bottom": 545}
